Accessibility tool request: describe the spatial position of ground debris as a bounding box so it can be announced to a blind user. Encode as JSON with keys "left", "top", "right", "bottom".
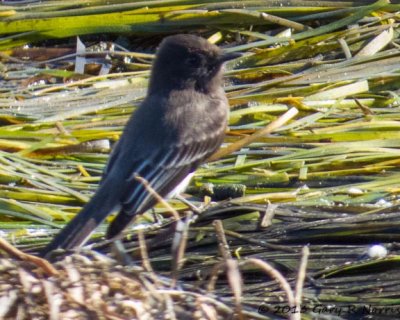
{"left": 0, "top": 252, "right": 233, "bottom": 320}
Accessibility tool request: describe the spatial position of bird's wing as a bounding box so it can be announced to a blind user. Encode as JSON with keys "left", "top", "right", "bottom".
{"left": 106, "top": 130, "right": 224, "bottom": 239}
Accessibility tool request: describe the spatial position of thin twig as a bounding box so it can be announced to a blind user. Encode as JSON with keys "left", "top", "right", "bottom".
{"left": 209, "top": 107, "right": 298, "bottom": 161}
{"left": 134, "top": 174, "right": 180, "bottom": 221}
{"left": 213, "top": 220, "right": 232, "bottom": 260}
{"left": 171, "top": 212, "right": 192, "bottom": 287}
{"left": 294, "top": 246, "right": 310, "bottom": 318}
{"left": 0, "top": 237, "right": 58, "bottom": 276}
{"left": 243, "top": 258, "right": 295, "bottom": 309}
{"left": 137, "top": 230, "right": 153, "bottom": 273}
{"left": 226, "top": 259, "right": 244, "bottom": 320}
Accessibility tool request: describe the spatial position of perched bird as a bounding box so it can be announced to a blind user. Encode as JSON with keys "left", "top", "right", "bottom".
{"left": 41, "top": 34, "right": 240, "bottom": 257}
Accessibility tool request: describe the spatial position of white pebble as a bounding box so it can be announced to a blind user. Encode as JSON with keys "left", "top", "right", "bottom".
{"left": 368, "top": 244, "right": 388, "bottom": 259}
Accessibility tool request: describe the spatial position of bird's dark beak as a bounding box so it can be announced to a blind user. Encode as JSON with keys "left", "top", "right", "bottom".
{"left": 218, "top": 52, "right": 242, "bottom": 63}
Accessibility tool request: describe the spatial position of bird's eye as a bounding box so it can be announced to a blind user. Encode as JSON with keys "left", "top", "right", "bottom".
{"left": 186, "top": 55, "right": 201, "bottom": 68}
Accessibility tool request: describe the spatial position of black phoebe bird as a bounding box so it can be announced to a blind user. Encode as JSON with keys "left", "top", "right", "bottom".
{"left": 41, "top": 34, "right": 240, "bottom": 257}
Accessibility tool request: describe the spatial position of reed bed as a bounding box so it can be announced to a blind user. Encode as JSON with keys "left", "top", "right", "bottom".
{"left": 1, "top": 0, "right": 400, "bottom": 319}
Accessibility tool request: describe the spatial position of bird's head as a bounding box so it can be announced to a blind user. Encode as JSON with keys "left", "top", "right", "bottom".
{"left": 149, "top": 34, "right": 241, "bottom": 94}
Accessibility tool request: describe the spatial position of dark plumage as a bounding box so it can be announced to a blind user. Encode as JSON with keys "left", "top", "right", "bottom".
{"left": 41, "top": 34, "right": 240, "bottom": 257}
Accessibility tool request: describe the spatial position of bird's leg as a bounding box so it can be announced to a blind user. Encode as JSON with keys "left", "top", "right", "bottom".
{"left": 111, "top": 239, "right": 134, "bottom": 265}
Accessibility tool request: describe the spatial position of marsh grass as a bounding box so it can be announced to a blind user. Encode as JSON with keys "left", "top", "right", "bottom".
{"left": 1, "top": 0, "right": 400, "bottom": 318}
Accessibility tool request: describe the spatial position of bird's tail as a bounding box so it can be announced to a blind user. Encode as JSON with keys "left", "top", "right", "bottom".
{"left": 40, "top": 179, "right": 120, "bottom": 258}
